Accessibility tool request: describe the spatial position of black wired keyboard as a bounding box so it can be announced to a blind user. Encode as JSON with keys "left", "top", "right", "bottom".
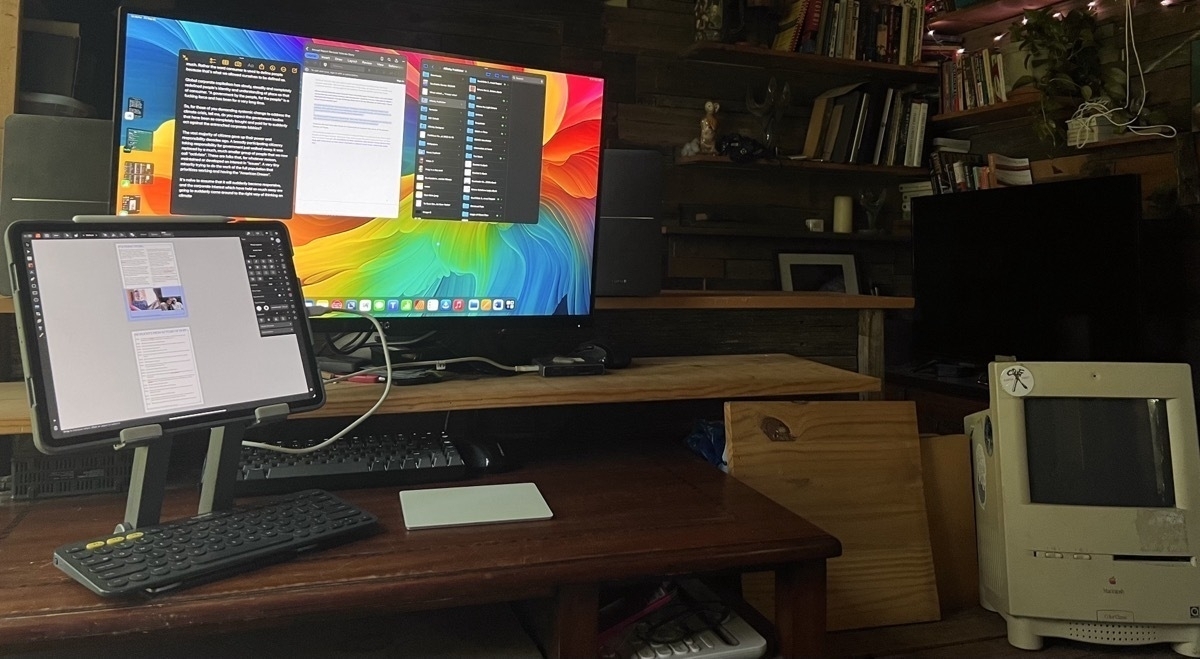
{"left": 235, "top": 430, "right": 469, "bottom": 496}
{"left": 53, "top": 489, "right": 377, "bottom": 597}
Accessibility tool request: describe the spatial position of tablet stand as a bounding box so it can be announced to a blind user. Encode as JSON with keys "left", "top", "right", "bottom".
{"left": 113, "top": 403, "right": 290, "bottom": 534}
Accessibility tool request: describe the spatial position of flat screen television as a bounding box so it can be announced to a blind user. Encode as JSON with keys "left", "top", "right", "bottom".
{"left": 112, "top": 10, "right": 604, "bottom": 332}
{"left": 910, "top": 174, "right": 1143, "bottom": 368}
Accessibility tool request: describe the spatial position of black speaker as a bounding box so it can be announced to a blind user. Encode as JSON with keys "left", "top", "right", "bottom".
{"left": 1, "top": 115, "right": 112, "bottom": 295}
{"left": 594, "top": 149, "right": 662, "bottom": 297}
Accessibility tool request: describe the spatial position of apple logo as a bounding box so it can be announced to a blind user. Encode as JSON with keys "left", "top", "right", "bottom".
{"left": 1109, "top": 577, "right": 1117, "bottom": 585}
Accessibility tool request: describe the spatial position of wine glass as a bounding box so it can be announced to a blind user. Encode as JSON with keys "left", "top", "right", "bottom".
{"left": 857, "top": 187, "right": 887, "bottom": 234}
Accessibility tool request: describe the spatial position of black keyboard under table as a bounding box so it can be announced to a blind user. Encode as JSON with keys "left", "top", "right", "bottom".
{"left": 236, "top": 430, "right": 469, "bottom": 496}
{"left": 53, "top": 489, "right": 377, "bottom": 597}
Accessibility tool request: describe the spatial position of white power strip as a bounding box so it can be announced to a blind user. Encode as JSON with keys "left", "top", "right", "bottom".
{"left": 1066, "top": 116, "right": 1122, "bottom": 147}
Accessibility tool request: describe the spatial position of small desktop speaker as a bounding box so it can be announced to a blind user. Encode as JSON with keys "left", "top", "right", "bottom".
{"left": 1, "top": 115, "right": 112, "bottom": 295}
{"left": 594, "top": 149, "right": 663, "bottom": 297}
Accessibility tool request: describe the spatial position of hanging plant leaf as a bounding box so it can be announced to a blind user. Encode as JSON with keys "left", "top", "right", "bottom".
{"left": 1007, "top": 5, "right": 1126, "bottom": 146}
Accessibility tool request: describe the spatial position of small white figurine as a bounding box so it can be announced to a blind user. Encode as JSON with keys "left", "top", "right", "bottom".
{"left": 699, "top": 101, "right": 720, "bottom": 155}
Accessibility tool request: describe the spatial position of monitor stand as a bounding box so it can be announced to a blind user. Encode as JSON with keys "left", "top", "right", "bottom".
{"left": 114, "top": 403, "right": 291, "bottom": 533}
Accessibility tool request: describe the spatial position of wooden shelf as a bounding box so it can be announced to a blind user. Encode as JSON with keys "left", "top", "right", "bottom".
{"left": 929, "top": 92, "right": 1041, "bottom": 130}
{"left": 0, "top": 354, "right": 880, "bottom": 433}
{"left": 680, "top": 42, "right": 939, "bottom": 86}
{"left": 596, "top": 291, "right": 914, "bottom": 311}
{"left": 662, "top": 224, "right": 911, "bottom": 242}
{"left": 927, "top": 0, "right": 1058, "bottom": 35}
{"left": 1078, "top": 132, "right": 1173, "bottom": 150}
{"left": 677, "top": 154, "right": 927, "bottom": 177}
{"left": 296, "top": 354, "right": 880, "bottom": 422}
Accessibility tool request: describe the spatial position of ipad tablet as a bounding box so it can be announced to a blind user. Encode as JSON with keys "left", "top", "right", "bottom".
{"left": 6, "top": 219, "right": 325, "bottom": 453}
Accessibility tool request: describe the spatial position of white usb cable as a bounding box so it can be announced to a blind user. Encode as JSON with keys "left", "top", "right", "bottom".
{"left": 241, "top": 305, "right": 392, "bottom": 455}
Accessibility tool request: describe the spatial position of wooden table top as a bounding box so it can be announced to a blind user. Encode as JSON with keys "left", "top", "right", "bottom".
{"left": 0, "top": 354, "right": 880, "bottom": 434}
{"left": 0, "top": 448, "right": 840, "bottom": 647}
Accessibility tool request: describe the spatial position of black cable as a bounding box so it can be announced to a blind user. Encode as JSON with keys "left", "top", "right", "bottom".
{"left": 324, "top": 331, "right": 370, "bottom": 356}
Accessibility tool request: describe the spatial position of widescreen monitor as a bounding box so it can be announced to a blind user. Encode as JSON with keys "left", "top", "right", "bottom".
{"left": 911, "top": 174, "right": 1143, "bottom": 368}
{"left": 113, "top": 11, "right": 604, "bottom": 330}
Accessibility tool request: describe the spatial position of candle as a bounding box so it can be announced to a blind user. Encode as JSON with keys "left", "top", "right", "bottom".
{"left": 833, "top": 196, "right": 854, "bottom": 233}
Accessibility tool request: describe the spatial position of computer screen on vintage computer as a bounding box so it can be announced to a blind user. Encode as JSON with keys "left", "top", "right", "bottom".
{"left": 6, "top": 220, "right": 325, "bottom": 454}
{"left": 112, "top": 11, "right": 604, "bottom": 330}
{"left": 965, "top": 361, "right": 1200, "bottom": 653}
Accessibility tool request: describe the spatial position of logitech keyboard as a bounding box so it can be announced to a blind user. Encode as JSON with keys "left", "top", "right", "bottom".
{"left": 53, "top": 489, "right": 377, "bottom": 597}
{"left": 235, "top": 430, "right": 469, "bottom": 496}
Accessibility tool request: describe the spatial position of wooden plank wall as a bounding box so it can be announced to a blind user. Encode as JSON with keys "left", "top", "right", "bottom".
{"left": 604, "top": 0, "right": 912, "bottom": 294}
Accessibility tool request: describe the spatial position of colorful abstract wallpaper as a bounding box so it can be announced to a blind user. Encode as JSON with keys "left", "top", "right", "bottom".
{"left": 116, "top": 13, "right": 603, "bottom": 318}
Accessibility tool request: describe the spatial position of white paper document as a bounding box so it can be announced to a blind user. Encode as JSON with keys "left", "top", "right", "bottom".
{"left": 116, "top": 242, "right": 182, "bottom": 288}
{"left": 132, "top": 327, "right": 204, "bottom": 413}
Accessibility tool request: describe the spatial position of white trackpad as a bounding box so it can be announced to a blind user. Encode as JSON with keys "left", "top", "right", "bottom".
{"left": 400, "top": 482, "right": 553, "bottom": 530}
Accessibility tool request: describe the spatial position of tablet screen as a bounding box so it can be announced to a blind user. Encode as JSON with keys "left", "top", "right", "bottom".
{"left": 11, "top": 221, "right": 323, "bottom": 448}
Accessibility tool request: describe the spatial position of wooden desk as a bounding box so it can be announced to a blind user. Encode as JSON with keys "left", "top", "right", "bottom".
{"left": 0, "top": 449, "right": 841, "bottom": 658}
{"left": 0, "top": 353, "right": 881, "bottom": 434}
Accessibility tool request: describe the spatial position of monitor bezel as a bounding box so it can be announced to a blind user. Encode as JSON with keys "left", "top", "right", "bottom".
{"left": 6, "top": 218, "right": 327, "bottom": 454}
{"left": 111, "top": 7, "right": 605, "bottom": 334}
{"left": 986, "top": 360, "right": 1200, "bottom": 555}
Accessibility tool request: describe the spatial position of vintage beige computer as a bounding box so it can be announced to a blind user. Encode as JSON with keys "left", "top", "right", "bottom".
{"left": 966, "top": 361, "right": 1200, "bottom": 655}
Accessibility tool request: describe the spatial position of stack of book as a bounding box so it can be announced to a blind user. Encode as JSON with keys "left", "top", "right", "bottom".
{"left": 928, "top": 142, "right": 1033, "bottom": 192}
{"left": 939, "top": 47, "right": 1009, "bottom": 114}
{"left": 770, "top": 0, "right": 926, "bottom": 65}
{"left": 801, "top": 82, "right": 933, "bottom": 167}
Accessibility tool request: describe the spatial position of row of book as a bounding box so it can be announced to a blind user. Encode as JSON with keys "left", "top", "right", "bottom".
{"left": 928, "top": 142, "right": 1033, "bottom": 193}
{"left": 926, "top": 0, "right": 988, "bottom": 16}
{"left": 938, "top": 48, "right": 1009, "bottom": 114}
{"left": 801, "top": 82, "right": 934, "bottom": 167}
{"left": 771, "top": 0, "right": 925, "bottom": 66}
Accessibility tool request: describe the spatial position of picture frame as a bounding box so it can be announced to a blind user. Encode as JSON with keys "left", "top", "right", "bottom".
{"left": 778, "top": 253, "right": 859, "bottom": 294}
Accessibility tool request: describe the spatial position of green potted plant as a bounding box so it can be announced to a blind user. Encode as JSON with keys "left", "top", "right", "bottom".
{"left": 1008, "top": 8, "right": 1128, "bottom": 145}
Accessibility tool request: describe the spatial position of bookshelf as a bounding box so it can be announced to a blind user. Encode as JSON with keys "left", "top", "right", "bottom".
{"left": 677, "top": 154, "right": 927, "bottom": 176}
{"left": 929, "top": 91, "right": 1042, "bottom": 130}
{"left": 926, "top": 0, "right": 1062, "bottom": 35}
{"left": 671, "top": 42, "right": 935, "bottom": 256}
{"left": 679, "top": 42, "right": 939, "bottom": 86}
{"left": 1076, "top": 132, "right": 1169, "bottom": 150}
